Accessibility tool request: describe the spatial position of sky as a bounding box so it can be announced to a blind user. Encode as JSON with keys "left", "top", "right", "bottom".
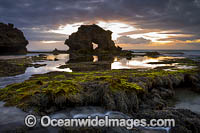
{"left": 0, "top": 0, "right": 200, "bottom": 50}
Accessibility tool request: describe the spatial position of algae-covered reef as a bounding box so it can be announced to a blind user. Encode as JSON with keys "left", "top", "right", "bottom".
{"left": 0, "top": 68, "right": 199, "bottom": 115}
{"left": 0, "top": 68, "right": 200, "bottom": 133}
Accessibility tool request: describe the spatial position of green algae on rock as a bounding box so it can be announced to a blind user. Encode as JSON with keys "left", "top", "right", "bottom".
{"left": 0, "top": 68, "right": 199, "bottom": 115}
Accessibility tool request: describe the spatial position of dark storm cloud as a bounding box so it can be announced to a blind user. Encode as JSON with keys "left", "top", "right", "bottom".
{"left": 0, "top": 0, "right": 200, "bottom": 43}
{"left": 22, "top": 28, "right": 67, "bottom": 41}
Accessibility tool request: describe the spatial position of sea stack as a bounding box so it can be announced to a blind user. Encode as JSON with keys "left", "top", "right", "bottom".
{"left": 0, "top": 23, "right": 28, "bottom": 55}
{"left": 65, "top": 24, "right": 122, "bottom": 54}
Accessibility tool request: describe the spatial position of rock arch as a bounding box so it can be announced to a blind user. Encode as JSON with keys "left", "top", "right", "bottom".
{"left": 65, "top": 24, "right": 121, "bottom": 53}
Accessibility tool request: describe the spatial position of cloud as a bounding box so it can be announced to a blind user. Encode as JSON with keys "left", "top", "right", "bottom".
{"left": 22, "top": 27, "right": 67, "bottom": 41}
{"left": 0, "top": 0, "right": 200, "bottom": 49}
{"left": 119, "top": 29, "right": 161, "bottom": 36}
{"left": 116, "top": 36, "right": 151, "bottom": 44}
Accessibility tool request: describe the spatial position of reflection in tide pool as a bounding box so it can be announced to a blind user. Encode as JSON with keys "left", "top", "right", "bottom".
{"left": 0, "top": 54, "right": 72, "bottom": 88}
{"left": 93, "top": 56, "right": 98, "bottom": 62}
{"left": 0, "top": 54, "right": 195, "bottom": 88}
{"left": 32, "top": 54, "right": 72, "bottom": 73}
{"left": 111, "top": 56, "right": 183, "bottom": 69}
{"left": 0, "top": 53, "right": 40, "bottom": 60}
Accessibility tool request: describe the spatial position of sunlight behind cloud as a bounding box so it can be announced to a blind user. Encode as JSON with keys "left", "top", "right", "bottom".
{"left": 41, "top": 41, "right": 62, "bottom": 44}
{"left": 128, "top": 31, "right": 193, "bottom": 44}
{"left": 49, "top": 22, "right": 84, "bottom": 35}
{"left": 185, "top": 39, "right": 200, "bottom": 43}
{"left": 97, "top": 21, "right": 136, "bottom": 40}
{"left": 48, "top": 21, "right": 195, "bottom": 49}
{"left": 49, "top": 21, "right": 137, "bottom": 40}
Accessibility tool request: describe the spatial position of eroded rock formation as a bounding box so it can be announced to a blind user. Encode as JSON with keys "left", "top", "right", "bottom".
{"left": 0, "top": 23, "right": 28, "bottom": 55}
{"left": 65, "top": 24, "right": 121, "bottom": 53}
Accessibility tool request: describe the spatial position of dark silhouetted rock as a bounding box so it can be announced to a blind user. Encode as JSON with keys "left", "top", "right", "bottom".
{"left": 65, "top": 24, "right": 122, "bottom": 54}
{"left": 52, "top": 48, "right": 67, "bottom": 55}
{"left": 0, "top": 22, "right": 28, "bottom": 55}
{"left": 52, "top": 48, "right": 59, "bottom": 55}
{"left": 145, "top": 51, "right": 161, "bottom": 57}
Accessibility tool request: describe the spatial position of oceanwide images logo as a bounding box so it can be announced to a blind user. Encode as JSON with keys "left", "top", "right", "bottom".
{"left": 24, "top": 114, "right": 175, "bottom": 129}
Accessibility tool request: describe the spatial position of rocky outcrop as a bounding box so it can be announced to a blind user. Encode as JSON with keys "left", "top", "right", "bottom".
{"left": 0, "top": 23, "right": 28, "bottom": 55}
{"left": 65, "top": 24, "right": 122, "bottom": 54}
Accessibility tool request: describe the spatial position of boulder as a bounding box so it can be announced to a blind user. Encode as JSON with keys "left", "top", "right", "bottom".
{"left": 65, "top": 24, "right": 121, "bottom": 54}
{"left": 0, "top": 23, "right": 28, "bottom": 55}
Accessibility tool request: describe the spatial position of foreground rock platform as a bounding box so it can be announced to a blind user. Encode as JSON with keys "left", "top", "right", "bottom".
{"left": 0, "top": 23, "right": 28, "bottom": 55}
{"left": 1, "top": 68, "right": 200, "bottom": 114}
{"left": 0, "top": 67, "right": 200, "bottom": 132}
